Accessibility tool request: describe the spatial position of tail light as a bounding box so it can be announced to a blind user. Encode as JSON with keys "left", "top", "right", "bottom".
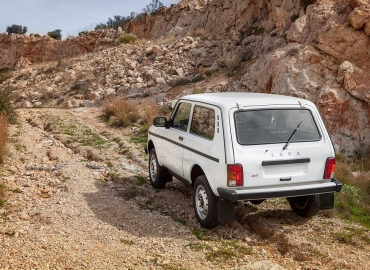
{"left": 324, "top": 157, "right": 336, "bottom": 180}
{"left": 228, "top": 164, "right": 243, "bottom": 187}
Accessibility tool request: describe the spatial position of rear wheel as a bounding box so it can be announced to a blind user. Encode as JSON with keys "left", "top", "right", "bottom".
{"left": 288, "top": 195, "right": 320, "bottom": 217}
{"left": 149, "top": 149, "right": 171, "bottom": 188}
{"left": 193, "top": 175, "right": 218, "bottom": 228}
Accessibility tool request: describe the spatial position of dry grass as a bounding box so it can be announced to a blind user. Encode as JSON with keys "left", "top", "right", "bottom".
{"left": 154, "top": 35, "right": 177, "bottom": 45}
{"left": 103, "top": 97, "right": 140, "bottom": 127}
{"left": 192, "top": 28, "right": 207, "bottom": 39}
{"left": 0, "top": 113, "right": 8, "bottom": 164}
{"left": 115, "top": 34, "right": 138, "bottom": 45}
{"left": 103, "top": 97, "right": 166, "bottom": 128}
{"left": 0, "top": 181, "right": 5, "bottom": 209}
{"left": 142, "top": 102, "right": 163, "bottom": 126}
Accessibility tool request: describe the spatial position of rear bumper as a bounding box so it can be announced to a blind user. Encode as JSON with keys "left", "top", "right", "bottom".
{"left": 217, "top": 178, "right": 342, "bottom": 202}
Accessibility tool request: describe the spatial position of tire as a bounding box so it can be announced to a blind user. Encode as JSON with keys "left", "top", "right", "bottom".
{"left": 288, "top": 195, "right": 320, "bottom": 218}
{"left": 149, "top": 149, "right": 171, "bottom": 189}
{"left": 193, "top": 175, "right": 218, "bottom": 228}
{"left": 249, "top": 199, "right": 265, "bottom": 205}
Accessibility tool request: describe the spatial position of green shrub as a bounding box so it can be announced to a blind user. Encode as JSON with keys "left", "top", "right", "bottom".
{"left": 0, "top": 67, "right": 13, "bottom": 84}
{"left": 116, "top": 34, "right": 138, "bottom": 45}
{"left": 47, "top": 29, "right": 62, "bottom": 40}
{"left": 0, "top": 90, "right": 16, "bottom": 124}
{"left": 270, "top": 32, "right": 278, "bottom": 37}
{"left": 0, "top": 182, "right": 5, "bottom": 208}
{"left": 204, "top": 68, "right": 217, "bottom": 76}
{"left": 335, "top": 158, "right": 370, "bottom": 228}
{"left": 286, "top": 48, "right": 299, "bottom": 56}
{"left": 191, "top": 75, "right": 205, "bottom": 83}
{"left": 0, "top": 113, "right": 8, "bottom": 164}
{"left": 171, "top": 78, "right": 190, "bottom": 87}
{"left": 243, "top": 27, "right": 265, "bottom": 37}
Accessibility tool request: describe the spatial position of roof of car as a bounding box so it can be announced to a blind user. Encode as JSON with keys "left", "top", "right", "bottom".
{"left": 180, "top": 92, "right": 313, "bottom": 110}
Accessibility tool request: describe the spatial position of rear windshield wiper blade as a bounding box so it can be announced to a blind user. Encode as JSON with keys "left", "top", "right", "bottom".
{"left": 282, "top": 121, "right": 302, "bottom": 151}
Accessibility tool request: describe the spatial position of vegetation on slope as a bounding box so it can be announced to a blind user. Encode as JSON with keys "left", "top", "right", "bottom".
{"left": 335, "top": 153, "right": 370, "bottom": 228}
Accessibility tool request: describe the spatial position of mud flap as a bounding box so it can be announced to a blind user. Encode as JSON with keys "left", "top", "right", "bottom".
{"left": 217, "top": 200, "right": 235, "bottom": 223}
{"left": 319, "top": 193, "right": 334, "bottom": 210}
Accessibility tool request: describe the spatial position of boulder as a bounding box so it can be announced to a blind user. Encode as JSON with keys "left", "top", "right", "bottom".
{"left": 348, "top": 7, "right": 370, "bottom": 30}
{"left": 63, "top": 70, "right": 76, "bottom": 81}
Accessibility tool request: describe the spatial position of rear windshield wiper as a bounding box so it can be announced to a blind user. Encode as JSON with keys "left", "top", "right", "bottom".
{"left": 282, "top": 121, "right": 302, "bottom": 151}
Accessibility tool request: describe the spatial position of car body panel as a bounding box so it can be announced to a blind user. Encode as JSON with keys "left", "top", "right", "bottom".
{"left": 147, "top": 93, "right": 339, "bottom": 199}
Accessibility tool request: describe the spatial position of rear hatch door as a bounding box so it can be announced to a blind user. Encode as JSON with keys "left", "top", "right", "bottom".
{"left": 231, "top": 106, "right": 332, "bottom": 188}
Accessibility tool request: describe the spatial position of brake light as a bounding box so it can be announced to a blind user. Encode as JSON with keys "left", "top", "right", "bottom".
{"left": 324, "top": 158, "right": 336, "bottom": 179}
{"left": 228, "top": 164, "right": 243, "bottom": 187}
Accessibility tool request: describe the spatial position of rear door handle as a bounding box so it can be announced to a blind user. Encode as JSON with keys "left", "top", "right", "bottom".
{"left": 179, "top": 136, "right": 183, "bottom": 142}
{"left": 280, "top": 177, "right": 291, "bottom": 181}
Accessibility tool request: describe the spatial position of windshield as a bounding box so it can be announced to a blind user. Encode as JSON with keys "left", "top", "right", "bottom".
{"left": 235, "top": 109, "right": 321, "bottom": 145}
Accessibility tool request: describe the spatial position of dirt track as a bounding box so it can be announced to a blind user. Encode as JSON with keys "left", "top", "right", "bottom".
{"left": 0, "top": 108, "right": 369, "bottom": 270}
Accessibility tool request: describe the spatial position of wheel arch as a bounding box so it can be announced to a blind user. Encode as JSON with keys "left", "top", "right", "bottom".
{"left": 148, "top": 140, "right": 155, "bottom": 153}
{"left": 190, "top": 164, "right": 205, "bottom": 186}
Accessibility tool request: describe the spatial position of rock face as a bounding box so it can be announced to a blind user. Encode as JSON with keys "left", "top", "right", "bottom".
{"left": 126, "top": 0, "right": 302, "bottom": 39}
{"left": 0, "top": 30, "right": 119, "bottom": 68}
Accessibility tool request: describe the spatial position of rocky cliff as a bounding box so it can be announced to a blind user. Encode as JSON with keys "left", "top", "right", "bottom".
{"left": 124, "top": 0, "right": 370, "bottom": 152}
{"left": 0, "top": 29, "right": 121, "bottom": 68}
{"left": 1, "top": 0, "right": 370, "bottom": 153}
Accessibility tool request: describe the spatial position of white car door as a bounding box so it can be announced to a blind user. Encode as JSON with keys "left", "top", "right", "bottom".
{"left": 162, "top": 101, "right": 192, "bottom": 177}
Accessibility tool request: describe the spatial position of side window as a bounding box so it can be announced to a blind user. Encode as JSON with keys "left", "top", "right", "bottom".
{"left": 172, "top": 102, "right": 192, "bottom": 131}
{"left": 190, "top": 106, "right": 215, "bottom": 140}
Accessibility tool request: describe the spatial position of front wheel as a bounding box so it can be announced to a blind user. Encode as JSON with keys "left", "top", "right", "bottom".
{"left": 193, "top": 175, "right": 218, "bottom": 228}
{"left": 149, "top": 149, "right": 170, "bottom": 189}
{"left": 288, "top": 195, "right": 320, "bottom": 218}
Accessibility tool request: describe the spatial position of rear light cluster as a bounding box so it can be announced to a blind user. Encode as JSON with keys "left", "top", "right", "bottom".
{"left": 324, "top": 157, "right": 336, "bottom": 180}
{"left": 228, "top": 164, "right": 243, "bottom": 187}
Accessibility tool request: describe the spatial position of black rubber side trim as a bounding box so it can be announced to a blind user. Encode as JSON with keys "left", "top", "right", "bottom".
{"left": 217, "top": 178, "right": 343, "bottom": 202}
{"left": 149, "top": 131, "right": 219, "bottom": 163}
{"left": 331, "top": 178, "right": 342, "bottom": 192}
{"left": 262, "top": 158, "right": 310, "bottom": 166}
{"left": 168, "top": 170, "right": 192, "bottom": 187}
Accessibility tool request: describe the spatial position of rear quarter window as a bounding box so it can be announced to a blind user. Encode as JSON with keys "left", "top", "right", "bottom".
{"left": 235, "top": 109, "right": 321, "bottom": 145}
{"left": 190, "top": 106, "right": 215, "bottom": 140}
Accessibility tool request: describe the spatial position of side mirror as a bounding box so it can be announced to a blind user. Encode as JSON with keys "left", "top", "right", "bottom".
{"left": 153, "top": 117, "right": 167, "bottom": 127}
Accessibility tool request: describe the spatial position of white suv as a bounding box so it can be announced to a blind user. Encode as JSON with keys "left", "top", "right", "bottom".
{"left": 146, "top": 93, "right": 342, "bottom": 228}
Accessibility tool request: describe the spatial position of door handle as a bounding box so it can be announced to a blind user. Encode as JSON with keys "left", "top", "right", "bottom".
{"left": 179, "top": 136, "right": 183, "bottom": 142}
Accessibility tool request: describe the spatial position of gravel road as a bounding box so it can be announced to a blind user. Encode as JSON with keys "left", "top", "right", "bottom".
{"left": 1, "top": 108, "right": 369, "bottom": 270}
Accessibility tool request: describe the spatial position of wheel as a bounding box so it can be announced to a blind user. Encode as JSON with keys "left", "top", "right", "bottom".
{"left": 249, "top": 199, "right": 265, "bottom": 205}
{"left": 193, "top": 175, "right": 218, "bottom": 228}
{"left": 288, "top": 195, "right": 320, "bottom": 217}
{"left": 149, "top": 149, "right": 171, "bottom": 188}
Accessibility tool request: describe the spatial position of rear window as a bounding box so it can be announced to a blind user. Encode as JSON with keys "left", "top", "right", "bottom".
{"left": 235, "top": 109, "right": 321, "bottom": 145}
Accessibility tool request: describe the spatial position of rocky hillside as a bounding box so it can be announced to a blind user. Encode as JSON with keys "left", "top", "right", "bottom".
{"left": 1, "top": 0, "right": 370, "bottom": 153}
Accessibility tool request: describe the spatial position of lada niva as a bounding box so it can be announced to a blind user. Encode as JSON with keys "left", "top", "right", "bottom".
{"left": 145, "top": 93, "right": 342, "bottom": 228}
